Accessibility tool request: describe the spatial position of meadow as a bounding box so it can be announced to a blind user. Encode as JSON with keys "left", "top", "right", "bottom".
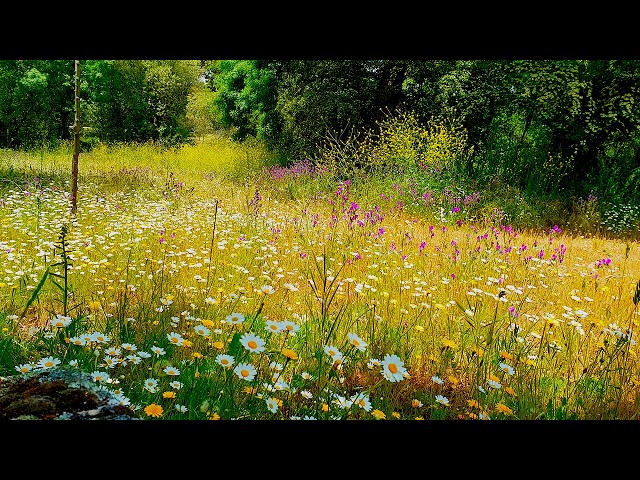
{"left": 1, "top": 134, "right": 639, "bottom": 420}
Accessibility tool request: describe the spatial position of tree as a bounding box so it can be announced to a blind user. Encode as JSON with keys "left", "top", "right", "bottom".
{"left": 0, "top": 60, "right": 74, "bottom": 149}
{"left": 82, "top": 60, "right": 201, "bottom": 145}
{"left": 209, "top": 60, "right": 279, "bottom": 145}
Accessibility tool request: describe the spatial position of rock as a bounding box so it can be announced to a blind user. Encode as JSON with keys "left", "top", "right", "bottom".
{"left": 0, "top": 366, "right": 139, "bottom": 420}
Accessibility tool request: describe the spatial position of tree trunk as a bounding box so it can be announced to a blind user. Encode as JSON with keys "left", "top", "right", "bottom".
{"left": 71, "top": 60, "right": 81, "bottom": 215}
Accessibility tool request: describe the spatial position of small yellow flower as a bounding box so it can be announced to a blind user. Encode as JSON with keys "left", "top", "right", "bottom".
{"left": 500, "top": 350, "right": 513, "bottom": 361}
{"left": 371, "top": 409, "right": 386, "bottom": 420}
{"left": 448, "top": 375, "right": 460, "bottom": 387}
{"left": 442, "top": 338, "right": 457, "bottom": 349}
{"left": 162, "top": 391, "right": 176, "bottom": 399}
{"left": 415, "top": 416, "right": 424, "bottom": 420}
{"left": 201, "top": 319, "right": 215, "bottom": 327}
{"left": 212, "top": 341, "right": 224, "bottom": 350}
{"left": 88, "top": 300, "right": 101, "bottom": 311}
{"left": 322, "top": 403, "right": 329, "bottom": 412}
{"left": 489, "top": 373, "right": 500, "bottom": 383}
{"left": 504, "top": 386, "right": 516, "bottom": 396}
{"left": 192, "top": 352, "right": 203, "bottom": 359}
{"left": 467, "top": 399, "right": 480, "bottom": 408}
{"left": 208, "top": 412, "right": 221, "bottom": 420}
{"left": 472, "top": 346, "right": 485, "bottom": 357}
{"left": 182, "top": 339, "right": 193, "bottom": 348}
{"left": 411, "top": 399, "right": 423, "bottom": 408}
{"left": 243, "top": 386, "right": 258, "bottom": 395}
{"left": 282, "top": 348, "right": 298, "bottom": 360}
{"left": 392, "top": 412, "right": 401, "bottom": 419}
{"left": 144, "top": 403, "right": 163, "bottom": 418}
{"left": 496, "top": 403, "right": 513, "bottom": 415}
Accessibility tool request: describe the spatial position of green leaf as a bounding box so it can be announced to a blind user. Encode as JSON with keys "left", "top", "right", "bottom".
{"left": 19, "top": 266, "right": 49, "bottom": 319}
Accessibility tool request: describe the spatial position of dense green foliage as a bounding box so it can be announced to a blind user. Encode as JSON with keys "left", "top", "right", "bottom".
{"left": 0, "top": 60, "right": 202, "bottom": 149}
{"left": 1, "top": 59, "right": 639, "bottom": 221}
{"left": 207, "top": 59, "right": 640, "bottom": 208}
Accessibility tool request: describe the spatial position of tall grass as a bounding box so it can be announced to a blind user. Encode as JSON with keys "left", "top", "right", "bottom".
{"left": 0, "top": 136, "right": 639, "bottom": 420}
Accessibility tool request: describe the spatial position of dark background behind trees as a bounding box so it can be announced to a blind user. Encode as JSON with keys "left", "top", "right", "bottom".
{"left": 1, "top": 59, "right": 639, "bottom": 206}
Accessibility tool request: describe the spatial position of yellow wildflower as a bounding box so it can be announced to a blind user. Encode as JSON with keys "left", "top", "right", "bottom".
{"left": 144, "top": 403, "right": 163, "bottom": 418}
{"left": 500, "top": 350, "right": 513, "bottom": 361}
{"left": 472, "top": 346, "right": 485, "bottom": 357}
{"left": 442, "top": 339, "right": 457, "bottom": 349}
{"left": 282, "top": 348, "right": 298, "bottom": 360}
{"left": 371, "top": 409, "right": 386, "bottom": 420}
{"left": 496, "top": 403, "right": 513, "bottom": 415}
{"left": 88, "top": 300, "right": 101, "bottom": 311}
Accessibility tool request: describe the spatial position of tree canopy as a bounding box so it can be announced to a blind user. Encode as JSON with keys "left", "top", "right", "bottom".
{"left": 1, "top": 59, "right": 639, "bottom": 203}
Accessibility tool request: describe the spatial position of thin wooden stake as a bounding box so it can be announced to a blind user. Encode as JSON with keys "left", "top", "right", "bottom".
{"left": 71, "top": 59, "right": 81, "bottom": 215}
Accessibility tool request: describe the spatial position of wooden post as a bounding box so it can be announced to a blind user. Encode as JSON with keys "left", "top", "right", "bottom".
{"left": 71, "top": 60, "right": 81, "bottom": 215}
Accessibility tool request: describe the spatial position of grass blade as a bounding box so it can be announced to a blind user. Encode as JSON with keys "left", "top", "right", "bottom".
{"left": 19, "top": 266, "right": 49, "bottom": 320}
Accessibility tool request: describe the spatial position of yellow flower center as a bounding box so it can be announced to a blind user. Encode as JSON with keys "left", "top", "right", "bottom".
{"left": 248, "top": 340, "right": 257, "bottom": 349}
{"left": 389, "top": 363, "right": 398, "bottom": 374}
{"left": 241, "top": 369, "right": 250, "bottom": 377}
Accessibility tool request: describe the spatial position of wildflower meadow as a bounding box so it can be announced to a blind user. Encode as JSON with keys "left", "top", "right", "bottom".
{"left": 1, "top": 136, "right": 639, "bottom": 421}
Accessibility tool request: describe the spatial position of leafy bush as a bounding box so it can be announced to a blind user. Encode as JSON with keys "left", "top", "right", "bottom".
{"left": 315, "top": 110, "right": 473, "bottom": 180}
